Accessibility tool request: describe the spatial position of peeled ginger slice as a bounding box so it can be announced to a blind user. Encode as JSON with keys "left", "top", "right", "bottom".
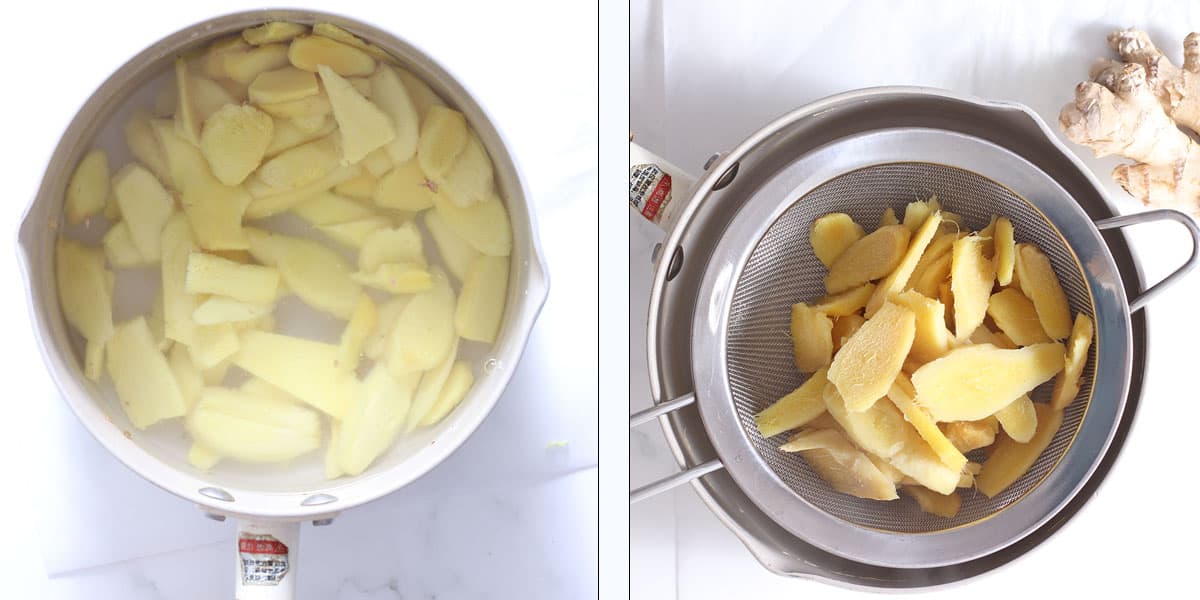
{"left": 387, "top": 268, "right": 457, "bottom": 374}
{"left": 987, "top": 287, "right": 1051, "bottom": 346}
{"left": 369, "top": 65, "right": 421, "bottom": 164}
{"left": 754, "top": 368, "right": 829, "bottom": 438}
{"left": 337, "top": 365, "right": 420, "bottom": 476}
{"left": 56, "top": 239, "right": 114, "bottom": 343}
{"left": 976, "top": 403, "right": 1062, "bottom": 497}
{"left": 789, "top": 303, "right": 833, "bottom": 374}
{"left": 810, "top": 213, "right": 864, "bottom": 268}
{"left": 188, "top": 387, "right": 321, "bottom": 463}
{"left": 1051, "top": 314, "right": 1094, "bottom": 411}
{"left": 865, "top": 210, "right": 943, "bottom": 317}
{"left": 419, "top": 361, "right": 474, "bottom": 427}
{"left": 289, "top": 34, "right": 376, "bottom": 76}
{"left": 903, "top": 485, "right": 960, "bottom": 518}
{"left": 199, "top": 104, "right": 273, "bottom": 186}
{"left": 911, "top": 342, "right": 1065, "bottom": 422}
{"left": 107, "top": 317, "right": 186, "bottom": 429}
{"left": 950, "top": 235, "right": 995, "bottom": 340}
{"left": 827, "top": 301, "right": 915, "bottom": 412}
{"left": 1015, "top": 243, "right": 1072, "bottom": 340}
{"left": 65, "top": 150, "right": 109, "bottom": 224}
{"left": 780, "top": 428, "right": 899, "bottom": 501}
{"left": 417, "top": 105, "right": 469, "bottom": 179}
{"left": 994, "top": 394, "right": 1038, "bottom": 444}
{"left": 455, "top": 255, "right": 509, "bottom": 344}
{"left": 812, "top": 283, "right": 874, "bottom": 317}
{"left": 319, "top": 64, "right": 396, "bottom": 164}
{"left": 994, "top": 217, "right": 1016, "bottom": 286}
{"left": 887, "top": 374, "right": 967, "bottom": 472}
{"left": 824, "top": 225, "right": 910, "bottom": 294}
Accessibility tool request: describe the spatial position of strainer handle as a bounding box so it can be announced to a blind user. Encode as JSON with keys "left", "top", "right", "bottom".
{"left": 1095, "top": 209, "right": 1200, "bottom": 312}
{"left": 630, "top": 392, "right": 728, "bottom": 503}
{"left": 630, "top": 391, "right": 695, "bottom": 426}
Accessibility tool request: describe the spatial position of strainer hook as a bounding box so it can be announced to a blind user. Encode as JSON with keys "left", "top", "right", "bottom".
{"left": 629, "top": 392, "right": 728, "bottom": 503}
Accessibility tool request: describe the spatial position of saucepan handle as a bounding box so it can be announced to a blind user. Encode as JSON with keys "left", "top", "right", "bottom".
{"left": 629, "top": 140, "right": 698, "bottom": 234}
{"left": 233, "top": 519, "right": 302, "bottom": 599}
{"left": 1095, "top": 209, "right": 1200, "bottom": 312}
{"left": 629, "top": 392, "right": 726, "bottom": 504}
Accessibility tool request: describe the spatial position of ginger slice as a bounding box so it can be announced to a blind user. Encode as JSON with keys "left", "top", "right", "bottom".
{"left": 810, "top": 213, "right": 865, "bottom": 267}
{"left": 1051, "top": 314, "right": 1095, "bottom": 411}
{"left": 780, "top": 428, "right": 899, "bottom": 501}
{"left": 824, "top": 224, "right": 911, "bottom": 294}
{"left": 789, "top": 303, "right": 833, "bottom": 374}
{"left": 754, "top": 368, "right": 829, "bottom": 438}
{"left": 827, "top": 301, "right": 915, "bottom": 412}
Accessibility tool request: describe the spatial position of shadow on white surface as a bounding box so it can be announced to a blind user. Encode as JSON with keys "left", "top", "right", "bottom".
{"left": 41, "top": 467, "right": 597, "bottom": 600}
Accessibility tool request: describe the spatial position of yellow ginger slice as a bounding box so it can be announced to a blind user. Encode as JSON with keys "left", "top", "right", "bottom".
{"left": 827, "top": 301, "right": 915, "bottom": 412}
{"left": 754, "top": 368, "right": 829, "bottom": 438}
{"left": 1014, "top": 243, "right": 1072, "bottom": 340}
{"left": 911, "top": 342, "right": 1065, "bottom": 422}
{"left": 987, "top": 287, "right": 1051, "bottom": 346}
{"left": 994, "top": 394, "right": 1038, "bottom": 443}
{"left": 824, "top": 224, "right": 910, "bottom": 294}
{"left": 865, "top": 210, "right": 943, "bottom": 317}
{"left": 977, "top": 403, "right": 1062, "bottom": 497}
{"left": 1051, "top": 314, "right": 1094, "bottom": 411}
{"left": 780, "top": 427, "right": 899, "bottom": 501}
{"left": 318, "top": 64, "right": 396, "bottom": 164}
{"left": 811, "top": 213, "right": 865, "bottom": 268}
{"left": 950, "top": 235, "right": 995, "bottom": 340}
{"left": 789, "top": 303, "right": 833, "bottom": 374}
{"left": 65, "top": 150, "right": 109, "bottom": 224}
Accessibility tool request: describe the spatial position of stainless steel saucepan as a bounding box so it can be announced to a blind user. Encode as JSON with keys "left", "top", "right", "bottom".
{"left": 630, "top": 87, "right": 1197, "bottom": 585}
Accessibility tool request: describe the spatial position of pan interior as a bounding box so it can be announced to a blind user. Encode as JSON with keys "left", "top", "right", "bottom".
{"left": 726, "top": 161, "right": 1095, "bottom": 533}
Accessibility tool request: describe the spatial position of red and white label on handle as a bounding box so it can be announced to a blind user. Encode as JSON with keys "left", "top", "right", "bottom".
{"left": 629, "top": 163, "right": 673, "bottom": 222}
{"left": 238, "top": 533, "right": 290, "bottom": 586}
{"left": 629, "top": 141, "right": 696, "bottom": 232}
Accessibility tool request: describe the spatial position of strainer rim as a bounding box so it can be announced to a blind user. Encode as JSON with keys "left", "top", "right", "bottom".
{"left": 687, "top": 127, "right": 1131, "bottom": 568}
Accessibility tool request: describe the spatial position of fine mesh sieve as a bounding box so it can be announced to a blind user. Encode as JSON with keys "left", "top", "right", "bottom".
{"left": 726, "top": 161, "right": 1094, "bottom": 534}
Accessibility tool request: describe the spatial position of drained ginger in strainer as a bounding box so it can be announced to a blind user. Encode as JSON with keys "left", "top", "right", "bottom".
{"left": 756, "top": 197, "right": 1094, "bottom": 518}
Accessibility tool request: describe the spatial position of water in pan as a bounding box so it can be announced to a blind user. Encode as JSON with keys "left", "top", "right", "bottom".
{"left": 726, "top": 162, "right": 1095, "bottom": 533}
{"left": 54, "top": 31, "right": 501, "bottom": 494}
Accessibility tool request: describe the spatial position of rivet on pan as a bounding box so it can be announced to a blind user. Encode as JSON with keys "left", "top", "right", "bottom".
{"left": 204, "top": 512, "right": 226, "bottom": 522}
{"left": 712, "top": 161, "right": 739, "bottom": 191}
{"left": 300, "top": 493, "right": 338, "bottom": 506}
{"left": 651, "top": 242, "right": 663, "bottom": 263}
{"left": 665, "top": 247, "right": 684, "bottom": 281}
{"left": 312, "top": 518, "right": 334, "bottom": 527}
{"left": 704, "top": 153, "right": 722, "bottom": 171}
{"left": 484, "top": 357, "right": 501, "bottom": 374}
{"left": 199, "top": 486, "right": 235, "bottom": 502}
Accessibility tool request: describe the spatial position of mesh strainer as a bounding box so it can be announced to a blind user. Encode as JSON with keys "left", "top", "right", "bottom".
{"left": 631, "top": 92, "right": 1199, "bottom": 570}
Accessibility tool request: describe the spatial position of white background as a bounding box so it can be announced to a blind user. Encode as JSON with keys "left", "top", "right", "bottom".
{"left": 632, "top": 0, "right": 1200, "bottom": 598}
{"left": 1, "top": 1, "right": 597, "bottom": 598}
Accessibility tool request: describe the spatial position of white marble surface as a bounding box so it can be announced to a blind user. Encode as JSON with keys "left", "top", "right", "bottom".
{"left": 631, "top": 0, "right": 1200, "bottom": 597}
{"left": 1, "top": 0, "right": 597, "bottom": 597}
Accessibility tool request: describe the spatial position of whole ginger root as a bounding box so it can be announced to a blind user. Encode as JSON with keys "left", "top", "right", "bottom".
{"left": 1060, "top": 29, "right": 1200, "bottom": 215}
